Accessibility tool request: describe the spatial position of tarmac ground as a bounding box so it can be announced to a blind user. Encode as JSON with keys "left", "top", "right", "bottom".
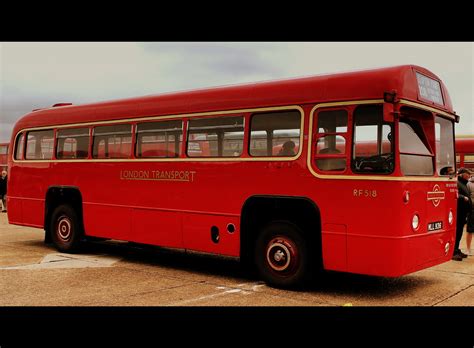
{"left": 1, "top": 212, "right": 474, "bottom": 306}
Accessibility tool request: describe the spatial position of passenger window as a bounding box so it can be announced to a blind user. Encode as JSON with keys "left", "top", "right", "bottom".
{"left": 56, "top": 128, "right": 90, "bottom": 159}
{"left": 136, "top": 120, "right": 183, "bottom": 158}
{"left": 315, "top": 109, "right": 347, "bottom": 172}
{"left": 25, "top": 130, "right": 54, "bottom": 160}
{"left": 92, "top": 124, "right": 132, "bottom": 159}
{"left": 249, "top": 110, "right": 301, "bottom": 157}
{"left": 187, "top": 116, "right": 244, "bottom": 157}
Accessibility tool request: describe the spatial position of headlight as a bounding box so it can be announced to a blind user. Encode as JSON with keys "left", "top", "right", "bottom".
{"left": 448, "top": 210, "right": 454, "bottom": 225}
{"left": 412, "top": 214, "right": 420, "bottom": 231}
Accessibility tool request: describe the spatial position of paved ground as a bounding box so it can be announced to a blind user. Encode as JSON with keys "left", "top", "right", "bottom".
{"left": 1, "top": 212, "right": 474, "bottom": 306}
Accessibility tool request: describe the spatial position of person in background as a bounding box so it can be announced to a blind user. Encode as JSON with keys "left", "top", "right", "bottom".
{"left": 453, "top": 168, "right": 472, "bottom": 261}
{"left": 0, "top": 170, "right": 7, "bottom": 212}
{"left": 466, "top": 174, "right": 474, "bottom": 256}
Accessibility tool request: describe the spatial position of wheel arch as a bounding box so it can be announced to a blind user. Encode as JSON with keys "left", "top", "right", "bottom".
{"left": 240, "top": 195, "right": 322, "bottom": 271}
{"left": 44, "top": 186, "right": 84, "bottom": 243}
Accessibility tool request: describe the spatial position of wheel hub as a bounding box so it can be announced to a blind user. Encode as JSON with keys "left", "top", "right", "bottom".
{"left": 266, "top": 238, "right": 297, "bottom": 272}
{"left": 57, "top": 217, "right": 72, "bottom": 241}
{"left": 274, "top": 250, "right": 285, "bottom": 262}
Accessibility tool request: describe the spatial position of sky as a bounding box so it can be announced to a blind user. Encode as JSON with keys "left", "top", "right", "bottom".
{"left": 0, "top": 42, "right": 473, "bottom": 143}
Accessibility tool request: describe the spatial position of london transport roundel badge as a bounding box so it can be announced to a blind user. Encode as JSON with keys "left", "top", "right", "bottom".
{"left": 427, "top": 184, "right": 445, "bottom": 207}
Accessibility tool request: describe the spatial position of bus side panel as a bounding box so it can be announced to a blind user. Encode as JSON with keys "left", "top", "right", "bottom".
{"left": 130, "top": 209, "right": 183, "bottom": 248}
{"left": 182, "top": 214, "right": 240, "bottom": 257}
{"left": 8, "top": 164, "right": 49, "bottom": 228}
{"left": 6, "top": 163, "right": 23, "bottom": 224}
{"left": 321, "top": 223, "right": 347, "bottom": 272}
{"left": 21, "top": 198, "right": 45, "bottom": 228}
{"left": 6, "top": 197, "right": 22, "bottom": 224}
{"left": 83, "top": 203, "right": 131, "bottom": 241}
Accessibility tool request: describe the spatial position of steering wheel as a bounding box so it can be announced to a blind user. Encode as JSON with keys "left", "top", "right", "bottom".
{"left": 357, "top": 153, "right": 394, "bottom": 172}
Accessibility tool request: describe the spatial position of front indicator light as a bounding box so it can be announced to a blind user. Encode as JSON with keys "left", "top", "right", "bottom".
{"left": 403, "top": 191, "right": 410, "bottom": 204}
{"left": 445, "top": 242, "right": 450, "bottom": 255}
{"left": 412, "top": 214, "right": 420, "bottom": 231}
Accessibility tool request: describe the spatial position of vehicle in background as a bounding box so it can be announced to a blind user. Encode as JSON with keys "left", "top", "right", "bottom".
{"left": 455, "top": 135, "right": 474, "bottom": 171}
{"left": 0, "top": 143, "right": 8, "bottom": 172}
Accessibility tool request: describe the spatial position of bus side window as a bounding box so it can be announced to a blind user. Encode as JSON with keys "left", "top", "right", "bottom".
{"left": 56, "top": 128, "right": 90, "bottom": 159}
{"left": 249, "top": 110, "right": 301, "bottom": 157}
{"left": 314, "top": 109, "right": 347, "bottom": 172}
{"left": 92, "top": 124, "right": 132, "bottom": 159}
{"left": 25, "top": 130, "right": 54, "bottom": 160}
{"left": 186, "top": 116, "right": 244, "bottom": 158}
{"left": 136, "top": 120, "right": 183, "bottom": 158}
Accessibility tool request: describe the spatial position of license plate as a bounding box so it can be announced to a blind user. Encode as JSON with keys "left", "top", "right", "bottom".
{"left": 428, "top": 221, "right": 443, "bottom": 231}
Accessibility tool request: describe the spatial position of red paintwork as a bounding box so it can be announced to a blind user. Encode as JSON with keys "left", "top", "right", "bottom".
{"left": 11, "top": 65, "right": 455, "bottom": 131}
{"left": 456, "top": 137, "right": 474, "bottom": 169}
{"left": 6, "top": 65, "right": 458, "bottom": 277}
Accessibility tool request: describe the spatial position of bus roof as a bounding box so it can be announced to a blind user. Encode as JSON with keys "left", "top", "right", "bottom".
{"left": 455, "top": 136, "right": 474, "bottom": 153}
{"left": 13, "top": 65, "right": 455, "bottom": 135}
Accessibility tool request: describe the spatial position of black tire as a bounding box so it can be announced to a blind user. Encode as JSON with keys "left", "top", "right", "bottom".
{"left": 49, "top": 204, "right": 83, "bottom": 253}
{"left": 255, "top": 221, "right": 311, "bottom": 289}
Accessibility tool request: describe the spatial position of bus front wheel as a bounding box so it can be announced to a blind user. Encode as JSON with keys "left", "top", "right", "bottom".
{"left": 50, "top": 204, "right": 83, "bottom": 253}
{"left": 255, "top": 221, "right": 310, "bottom": 289}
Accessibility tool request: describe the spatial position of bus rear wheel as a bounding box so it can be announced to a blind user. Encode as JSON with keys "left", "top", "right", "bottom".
{"left": 255, "top": 221, "right": 310, "bottom": 289}
{"left": 50, "top": 204, "right": 83, "bottom": 253}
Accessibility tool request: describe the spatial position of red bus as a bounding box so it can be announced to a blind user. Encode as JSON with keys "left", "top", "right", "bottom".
{"left": 0, "top": 143, "right": 8, "bottom": 171}
{"left": 7, "top": 65, "right": 458, "bottom": 288}
{"left": 455, "top": 135, "right": 474, "bottom": 170}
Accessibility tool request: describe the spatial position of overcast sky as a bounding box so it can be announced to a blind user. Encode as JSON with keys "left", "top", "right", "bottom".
{"left": 0, "top": 42, "right": 472, "bottom": 143}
